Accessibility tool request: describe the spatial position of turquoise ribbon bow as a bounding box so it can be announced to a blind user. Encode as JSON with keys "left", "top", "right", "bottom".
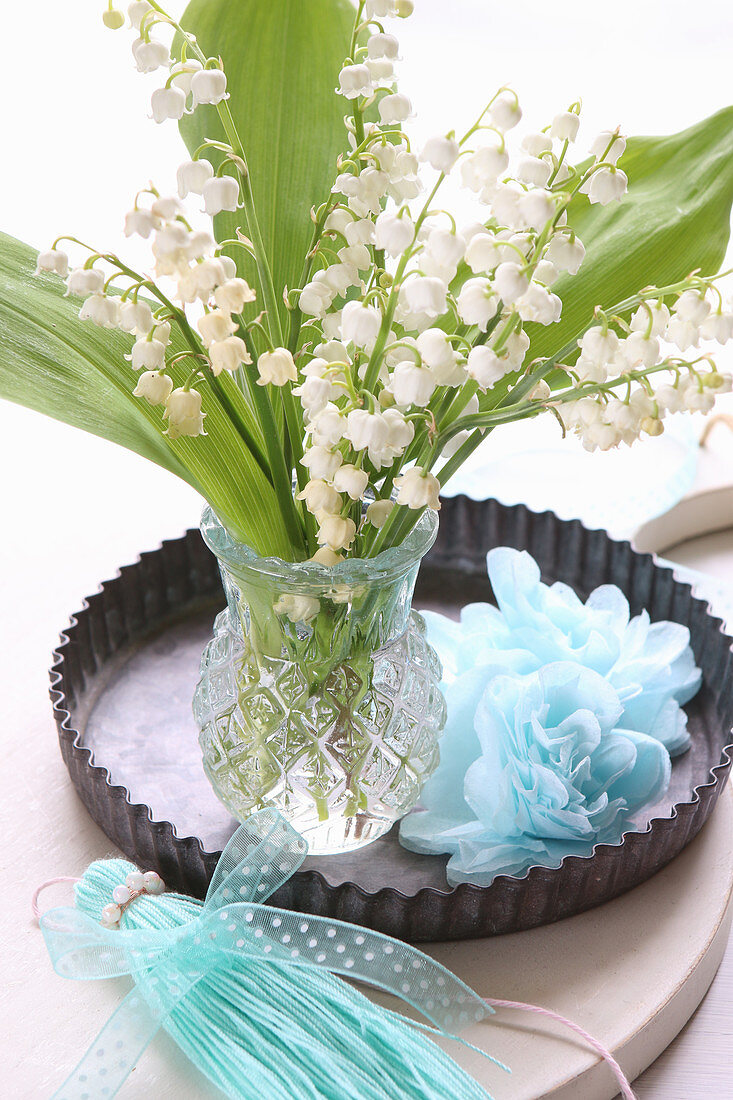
{"left": 40, "top": 809, "right": 491, "bottom": 1099}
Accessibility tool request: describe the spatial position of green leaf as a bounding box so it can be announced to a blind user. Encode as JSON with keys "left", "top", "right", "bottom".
{"left": 525, "top": 107, "right": 733, "bottom": 363}
{"left": 178, "top": 0, "right": 355, "bottom": 328}
{"left": 0, "top": 232, "right": 294, "bottom": 557}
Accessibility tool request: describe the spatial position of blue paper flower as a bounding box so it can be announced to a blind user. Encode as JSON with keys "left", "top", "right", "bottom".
{"left": 400, "top": 547, "right": 702, "bottom": 886}
{"left": 400, "top": 662, "right": 671, "bottom": 885}
{"left": 424, "top": 547, "right": 701, "bottom": 756}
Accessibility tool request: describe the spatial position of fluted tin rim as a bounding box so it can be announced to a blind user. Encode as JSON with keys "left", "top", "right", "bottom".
{"left": 50, "top": 496, "right": 733, "bottom": 940}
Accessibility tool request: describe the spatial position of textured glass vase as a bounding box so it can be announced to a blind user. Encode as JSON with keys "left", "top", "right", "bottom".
{"left": 193, "top": 507, "right": 446, "bottom": 855}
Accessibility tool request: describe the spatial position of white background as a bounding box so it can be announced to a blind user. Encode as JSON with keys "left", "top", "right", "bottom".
{"left": 3, "top": 0, "right": 733, "bottom": 597}
{"left": 2, "top": 3, "right": 733, "bottom": 1097}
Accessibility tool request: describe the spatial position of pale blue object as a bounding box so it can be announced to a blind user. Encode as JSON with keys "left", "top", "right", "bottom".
{"left": 40, "top": 809, "right": 500, "bottom": 1100}
{"left": 442, "top": 415, "right": 699, "bottom": 540}
{"left": 426, "top": 547, "right": 701, "bottom": 756}
{"left": 400, "top": 663, "right": 671, "bottom": 885}
{"left": 400, "top": 549, "right": 702, "bottom": 886}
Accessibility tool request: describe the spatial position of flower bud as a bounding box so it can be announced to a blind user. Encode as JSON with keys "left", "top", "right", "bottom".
{"left": 493, "top": 261, "right": 529, "bottom": 304}
{"left": 590, "top": 131, "right": 626, "bottom": 165}
{"left": 545, "top": 233, "right": 585, "bottom": 275}
{"left": 641, "top": 416, "right": 664, "bottom": 437}
{"left": 521, "top": 132, "right": 552, "bottom": 157}
{"left": 517, "top": 156, "right": 552, "bottom": 188}
{"left": 332, "top": 464, "right": 369, "bottom": 501}
{"left": 420, "top": 134, "right": 460, "bottom": 173}
{"left": 119, "top": 300, "right": 155, "bottom": 335}
{"left": 317, "top": 514, "right": 357, "bottom": 552}
{"left": 310, "top": 547, "right": 343, "bottom": 566}
{"left": 132, "top": 37, "right": 169, "bottom": 73}
{"left": 164, "top": 387, "right": 206, "bottom": 439}
{"left": 341, "top": 300, "right": 382, "bottom": 349}
{"left": 488, "top": 91, "right": 521, "bottom": 132}
{"left": 378, "top": 93, "right": 413, "bottom": 125}
{"left": 399, "top": 276, "right": 447, "bottom": 320}
{"left": 190, "top": 69, "right": 228, "bottom": 108}
{"left": 150, "top": 86, "right": 186, "bottom": 124}
{"left": 202, "top": 176, "right": 240, "bottom": 216}
{"left": 35, "top": 249, "right": 69, "bottom": 278}
{"left": 124, "top": 208, "right": 159, "bottom": 239}
{"left": 169, "top": 60, "right": 203, "bottom": 95}
{"left": 273, "top": 593, "right": 320, "bottom": 623}
{"left": 128, "top": 2, "right": 152, "bottom": 30}
{"left": 65, "top": 267, "right": 105, "bottom": 298}
{"left": 153, "top": 321, "right": 172, "bottom": 345}
{"left": 130, "top": 338, "right": 166, "bottom": 371}
{"left": 389, "top": 361, "right": 437, "bottom": 407}
{"left": 79, "top": 294, "right": 121, "bottom": 328}
{"left": 257, "top": 347, "right": 297, "bottom": 387}
{"left": 394, "top": 468, "right": 441, "bottom": 511}
{"left": 197, "top": 309, "right": 237, "bottom": 347}
{"left": 346, "top": 409, "right": 390, "bottom": 453}
{"left": 456, "top": 277, "right": 499, "bottom": 330}
{"left": 550, "top": 111, "right": 580, "bottom": 142}
{"left": 209, "top": 336, "right": 251, "bottom": 376}
{"left": 374, "top": 210, "right": 414, "bottom": 257}
{"left": 367, "top": 32, "right": 400, "bottom": 60}
{"left": 301, "top": 446, "right": 342, "bottom": 481}
{"left": 102, "top": 7, "right": 125, "bottom": 30}
{"left": 176, "top": 159, "right": 215, "bottom": 198}
{"left": 338, "top": 64, "right": 373, "bottom": 100}
{"left": 366, "top": 499, "right": 394, "bottom": 529}
{"left": 466, "top": 345, "right": 510, "bottom": 392}
{"left": 132, "top": 370, "right": 173, "bottom": 406}
{"left": 213, "top": 278, "right": 256, "bottom": 314}
{"left": 297, "top": 479, "right": 342, "bottom": 515}
{"left": 585, "top": 167, "right": 627, "bottom": 205}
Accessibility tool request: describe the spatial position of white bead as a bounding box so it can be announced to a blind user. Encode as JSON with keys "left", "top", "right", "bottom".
{"left": 101, "top": 903, "right": 121, "bottom": 926}
{"left": 112, "top": 884, "right": 132, "bottom": 905}
{"left": 126, "top": 871, "right": 145, "bottom": 892}
{"left": 143, "top": 871, "right": 165, "bottom": 895}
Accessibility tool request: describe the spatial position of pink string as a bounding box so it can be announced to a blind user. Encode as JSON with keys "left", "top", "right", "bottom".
{"left": 485, "top": 997, "right": 636, "bottom": 1100}
{"left": 31, "top": 877, "right": 80, "bottom": 921}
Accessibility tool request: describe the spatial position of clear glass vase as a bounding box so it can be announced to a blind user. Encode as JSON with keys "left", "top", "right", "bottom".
{"left": 192, "top": 507, "right": 446, "bottom": 855}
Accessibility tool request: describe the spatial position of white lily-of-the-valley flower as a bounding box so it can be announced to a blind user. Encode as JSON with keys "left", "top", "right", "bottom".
{"left": 33, "top": 0, "right": 733, "bottom": 570}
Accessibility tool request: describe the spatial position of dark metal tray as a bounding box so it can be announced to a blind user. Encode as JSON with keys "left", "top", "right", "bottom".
{"left": 50, "top": 496, "right": 733, "bottom": 941}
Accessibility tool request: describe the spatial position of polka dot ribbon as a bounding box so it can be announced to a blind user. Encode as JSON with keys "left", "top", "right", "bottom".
{"left": 39, "top": 809, "right": 492, "bottom": 1099}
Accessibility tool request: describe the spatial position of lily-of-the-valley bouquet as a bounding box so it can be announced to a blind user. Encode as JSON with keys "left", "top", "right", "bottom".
{"left": 4, "top": 0, "right": 733, "bottom": 857}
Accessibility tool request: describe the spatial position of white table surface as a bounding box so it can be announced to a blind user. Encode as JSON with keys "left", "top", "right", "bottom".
{"left": 3, "top": 1, "right": 733, "bottom": 1095}
{"left": 2, "top": 408, "right": 733, "bottom": 1099}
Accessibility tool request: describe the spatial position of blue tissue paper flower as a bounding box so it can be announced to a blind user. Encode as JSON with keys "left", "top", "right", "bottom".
{"left": 425, "top": 547, "right": 701, "bottom": 756}
{"left": 400, "top": 662, "right": 672, "bottom": 885}
{"left": 399, "top": 547, "right": 702, "bottom": 886}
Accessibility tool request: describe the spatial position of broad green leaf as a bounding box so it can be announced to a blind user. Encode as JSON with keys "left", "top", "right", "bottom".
{"left": 178, "top": 0, "right": 355, "bottom": 330}
{"left": 0, "top": 233, "right": 294, "bottom": 557}
{"left": 525, "top": 107, "right": 733, "bottom": 363}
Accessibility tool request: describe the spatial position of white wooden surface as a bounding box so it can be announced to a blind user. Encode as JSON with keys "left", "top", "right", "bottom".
{"left": 3, "top": 0, "right": 733, "bottom": 1095}
{"left": 2, "top": 403, "right": 733, "bottom": 1099}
